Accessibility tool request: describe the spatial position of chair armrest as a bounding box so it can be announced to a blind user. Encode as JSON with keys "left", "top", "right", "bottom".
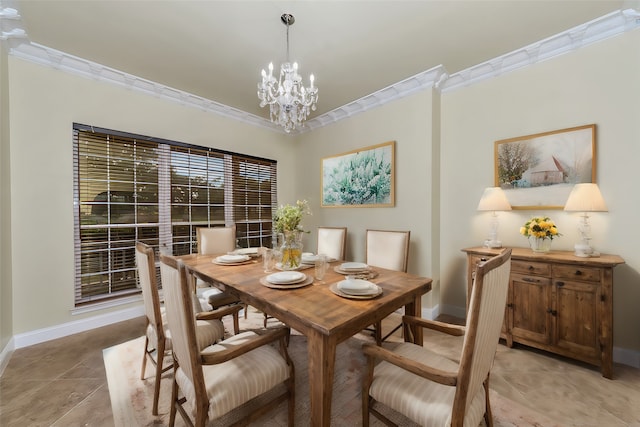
{"left": 403, "top": 315, "right": 465, "bottom": 336}
{"left": 362, "top": 342, "right": 458, "bottom": 387}
{"left": 195, "top": 304, "right": 243, "bottom": 321}
{"left": 200, "top": 326, "right": 290, "bottom": 364}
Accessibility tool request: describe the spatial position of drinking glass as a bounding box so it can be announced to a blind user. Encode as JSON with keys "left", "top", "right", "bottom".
{"left": 314, "top": 254, "right": 328, "bottom": 281}
{"left": 262, "top": 248, "right": 275, "bottom": 273}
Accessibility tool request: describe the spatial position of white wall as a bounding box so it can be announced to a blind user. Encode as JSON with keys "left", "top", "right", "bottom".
{"left": 297, "top": 89, "right": 440, "bottom": 310}
{"left": 1, "top": 39, "right": 14, "bottom": 361}
{"left": 441, "top": 30, "right": 640, "bottom": 351}
{"left": 7, "top": 57, "right": 297, "bottom": 335}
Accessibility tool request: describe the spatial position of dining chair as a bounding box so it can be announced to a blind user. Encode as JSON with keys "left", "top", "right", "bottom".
{"left": 361, "top": 248, "right": 512, "bottom": 427}
{"left": 159, "top": 254, "right": 296, "bottom": 427}
{"left": 195, "top": 224, "right": 245, "bottom": 332}
{"left": 135, "top": 242, "right": 228, "bottom": 415}
{"left": 317, "top": 226, "right": 347, "bottom": 260}
{"left": 365, "top": 229, "right": 411, "bottom": 345}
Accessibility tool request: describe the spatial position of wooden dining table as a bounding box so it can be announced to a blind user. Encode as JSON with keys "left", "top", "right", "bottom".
{"left": 178, "top": 254, "right": 432, "bottom": 426}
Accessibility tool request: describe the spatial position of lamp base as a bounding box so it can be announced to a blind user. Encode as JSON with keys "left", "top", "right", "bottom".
{"left": 574, "top": 244, "right": 600, "bottom": 258}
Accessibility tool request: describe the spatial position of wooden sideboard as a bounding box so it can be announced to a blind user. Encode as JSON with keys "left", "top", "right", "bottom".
{"left": 462, "top": 247, "right": 625, "bottom": 379}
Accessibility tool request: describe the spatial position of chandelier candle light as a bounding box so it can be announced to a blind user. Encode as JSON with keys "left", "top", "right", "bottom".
{"left": 258, "top": 13, "right": 318, "bottom": 133}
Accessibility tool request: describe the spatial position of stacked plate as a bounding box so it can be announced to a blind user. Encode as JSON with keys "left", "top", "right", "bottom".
{"left": 337, "top": 278, "right": 380, "bottom": 296}
{"left": 213, "top": 254, "right": 251, "bottom": 265}
{"left": 334, "top": 262, "right": 369, "bottom": 275}
{"left": 230, "top": 248, "right": 259, "bottom": 257}
{"left": 266, "top": 271, "right": 306, "bottom": 285}
{"left": 341, "top": 262, "right": 368, "bottom": 271}
{"left": 301, "top": 253, "right": 318, "bottom": 263}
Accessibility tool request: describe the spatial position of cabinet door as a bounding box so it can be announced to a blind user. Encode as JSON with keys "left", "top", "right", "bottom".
{"left": 510, "top": 273, "right": 552, "bottom": 345}
{"left": 553, "top": 279, "right": 600, "bottom": 360}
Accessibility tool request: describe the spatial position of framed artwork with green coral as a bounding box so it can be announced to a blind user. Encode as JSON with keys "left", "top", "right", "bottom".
{"left": 321, "top": 141, "right": 395, "bottom": 208}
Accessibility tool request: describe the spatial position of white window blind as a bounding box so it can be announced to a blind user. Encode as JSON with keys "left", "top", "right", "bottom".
{"left": 73, "top": 124, "right": 277, "bottom": 306}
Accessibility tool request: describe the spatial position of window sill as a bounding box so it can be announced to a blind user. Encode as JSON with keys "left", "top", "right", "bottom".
{"left": 71, "top": 294, "right": 142, "bottom": 316}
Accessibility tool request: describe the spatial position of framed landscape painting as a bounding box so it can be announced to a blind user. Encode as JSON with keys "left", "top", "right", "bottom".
{"left": 321, "top": 141, "right": 395, "bottom": 208}
{"left": 494, "top": 124, "right": 596, "bottom": 209}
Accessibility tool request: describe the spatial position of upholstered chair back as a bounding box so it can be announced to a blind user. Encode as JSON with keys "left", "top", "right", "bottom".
{"left": 197, "top": 225, "right": 236, "bottom": 255}
{"left": 135, "top": 242, "right": 164, "bottom": 348}
{"left": 159, "top": 255, "right": 204, "bottom": 399}
{"left": 365, "top": 229, "right": 410, "bottom": 272}
{"left": 317, "top": 226, "right": 347, "bottom": 260}
{"left": 455, "top": 249, "right": 511, "bottom": 416}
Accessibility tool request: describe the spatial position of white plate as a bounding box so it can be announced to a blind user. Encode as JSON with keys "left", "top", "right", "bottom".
{"left": 340, "top": 262, "right": 369, "bottom": 271}
{"left": 301, "top": 254, "right": 319, "bottom": 263}
{"left": 266, "top": 271, "right": 306, "bottom": 284}
{"left": 337, "top": 279, "right": 378, "bottom": 295}
{"left": 216, "top": 254, "right": 250, "bottom": 263}
{"left": 232, "top": 248, "right": 259, "bottom": 256}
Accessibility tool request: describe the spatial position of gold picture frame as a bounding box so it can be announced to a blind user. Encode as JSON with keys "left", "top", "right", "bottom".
{"left": 321, "top": 141, "right": 395, "bottom": 208}
{"left": 494, "top": 124, "right": 596, "bottom": 209}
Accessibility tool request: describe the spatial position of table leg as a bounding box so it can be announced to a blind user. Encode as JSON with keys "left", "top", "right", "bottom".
{"left": 404, "top": 296, "right": 423, "bottom": 345}
{"left": 307, "top": 329, "right": 337, "bottom": 426}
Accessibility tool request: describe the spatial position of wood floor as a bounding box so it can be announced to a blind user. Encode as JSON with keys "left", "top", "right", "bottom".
{"left": 1, "top": 312, "right": 640, "bottom": 426}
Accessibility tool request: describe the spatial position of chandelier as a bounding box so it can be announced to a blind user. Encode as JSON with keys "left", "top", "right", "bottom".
{"left": 257, "top": 13, "right": 318, "bottom": 133}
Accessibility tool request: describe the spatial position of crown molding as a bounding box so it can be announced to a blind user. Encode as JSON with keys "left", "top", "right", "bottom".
{"left": 2, "top": 6, "right": 638, "bottom": 134}
{"left": 302, "top": 65, "right": 448, "bottom": 132}
{"left": 442, "top": 8, "right": 640, "bottom": 92}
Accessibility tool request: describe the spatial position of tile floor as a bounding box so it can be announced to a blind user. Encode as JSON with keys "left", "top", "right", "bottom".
{"left": 1, "top": 313, "right": 639, "bottom": 426}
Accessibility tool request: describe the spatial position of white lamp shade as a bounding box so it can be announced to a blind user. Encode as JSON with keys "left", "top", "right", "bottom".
{"left": 564, "top": 183, "right": 608, "bottom": 212}
{"left": 477, "top": 187, "right": 512, "bottom": 211}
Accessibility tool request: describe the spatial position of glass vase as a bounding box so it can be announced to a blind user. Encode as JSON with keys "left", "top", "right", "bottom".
{"left": 529, "top": 236, "right": 552, "bottom": 253}
{"left": 279, "top": 230, "right": 303, "bottom": 270}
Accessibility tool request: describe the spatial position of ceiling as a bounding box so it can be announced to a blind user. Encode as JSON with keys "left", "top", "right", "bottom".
{"left": 6, "top": 1, "right": 631, "bottom": 122}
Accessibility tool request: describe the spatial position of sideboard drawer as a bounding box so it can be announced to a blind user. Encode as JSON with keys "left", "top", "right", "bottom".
{"left": 552, "top": 265, "right": 602, "bottom": 283}
{"left": 511, "top": 260, "right": 551, "bottom": 276}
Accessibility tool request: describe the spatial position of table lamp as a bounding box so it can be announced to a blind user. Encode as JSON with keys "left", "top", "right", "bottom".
{"left": 477, "top": 187, "right": 512, "bottom": 248}
{"left": 563, "top": 183, "right": 608, "bottom": 257}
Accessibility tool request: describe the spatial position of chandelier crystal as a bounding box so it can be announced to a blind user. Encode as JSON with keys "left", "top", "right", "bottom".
{"left": 257, "top": 14, "right": 318, "bottom": 133}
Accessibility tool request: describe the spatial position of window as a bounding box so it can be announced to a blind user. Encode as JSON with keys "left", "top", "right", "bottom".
{"left": 73, "top": 123, "right": 277, "bottom": 306}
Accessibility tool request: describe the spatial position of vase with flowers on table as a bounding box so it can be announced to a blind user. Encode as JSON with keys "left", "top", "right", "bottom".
{"left": 273, "top": 199, "right": 311, "bottom": 270}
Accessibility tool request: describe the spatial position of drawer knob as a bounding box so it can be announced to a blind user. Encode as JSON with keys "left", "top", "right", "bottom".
{"left": 575, "top": 270, "right": 583, "bottom": 276}
{"left": 556, "top": 281, "right": 565, "bottom": 287}
{"left": 528, "top": 265, "right": 534, "bottom": 270}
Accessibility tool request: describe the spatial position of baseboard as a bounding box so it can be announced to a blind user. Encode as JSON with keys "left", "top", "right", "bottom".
{"left": 614, "top": 346, "right": 640, "bottom": 369}
{"left": 13, "top": 305, "right": 144, "bottom": 349}
{"left": 7, "top": 302, "right": 640, "bottom": 370}
{"left": 0, "top": 337, "right": 15, "bottom": 377}
{"left": 439, "top": 303, "right": 467, "bottom": 320}
{"left": 422, "top": 304, "right": 439, "bottom": 320}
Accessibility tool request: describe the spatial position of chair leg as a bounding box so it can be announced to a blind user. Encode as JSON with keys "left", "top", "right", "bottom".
{"left": 484, "top": 377, "right": 494, "bottom": 427}
{"left": 232, "top": 310, "right": 240, "bottom": 335}
{"left": 362, "top": 354, "right": 374, "bottom": 427}
{"left": 151, "top": 339, "right": 165, "bottom": 415}
{"left": 169, "top": 365, "right": 178, "bottom": 427}
{"left": 287, "top": 377, "right": 295, "bottom": 427}
{"left": 140, "top": 336, "right": 149, "bottom": 380}
{"left": 244, "top": 303, "right": 249, "bottom": 319}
